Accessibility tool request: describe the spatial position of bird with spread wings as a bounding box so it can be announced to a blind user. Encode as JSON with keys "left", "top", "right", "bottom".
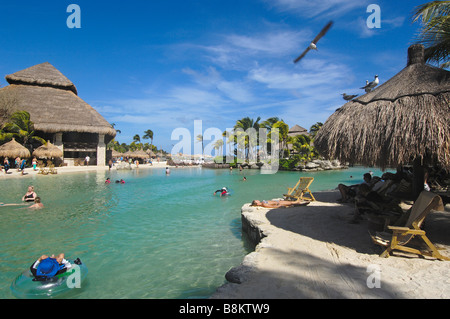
{"left": 293, "top": 21, "right": 334, "bottom": 63}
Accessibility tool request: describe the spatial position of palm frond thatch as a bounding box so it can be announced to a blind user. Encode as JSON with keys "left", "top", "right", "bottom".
{"left": 314, "top": 44, "right": 450, "bottom": 171}
{"left": 0, "top": 63, "right": 116, "bottom": 137}
{"left": 0, "top": 138, "right": 31, "bottom": 158}
{"left": 32, "top": 141, "right": 63, "bottom": 159}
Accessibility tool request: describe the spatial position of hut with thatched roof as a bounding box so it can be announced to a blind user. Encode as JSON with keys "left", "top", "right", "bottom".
{"left": 314, "top": 44, "right": 450, "bottom": 197}
{"left": 32, "top": 141, "right": 64, "bottom": 159}
{"left": 0, "top": 62, "right": 116, "bottom": 166}
{"left": 288, "top": 124, "right": 309, "bottom": 138}
{"left": 0, "top": 138, "right": 31, "bottom": 158}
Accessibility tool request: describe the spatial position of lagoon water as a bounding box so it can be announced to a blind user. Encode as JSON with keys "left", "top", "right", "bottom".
{"left": 0, "top": 166, "right": 384, "bottom": 298}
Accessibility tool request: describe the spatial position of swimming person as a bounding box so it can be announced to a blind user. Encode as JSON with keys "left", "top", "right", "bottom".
{"left": 251, "top": 199, "right": 309, "bottom": 208}
{"left": 213, "top": 187, "right": 229, "bottom": 196}
{"left": 28, "top": 197, "right": 44, "bottom": 209}
{"left": 22, "top": 186, "right": 37, "bottom": 202}
{"left": 115, "top": 179, "right": 125, "bottom": 184}
{"left": 105, "top": 178, "right": 111, "bottom": 184}
{"left": 30, "top": 254, "right": 70, "bottom": 281}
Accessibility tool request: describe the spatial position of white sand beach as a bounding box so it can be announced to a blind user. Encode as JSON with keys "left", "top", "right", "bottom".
{"left": 0, "top": 161, "right": 171, "bottom": 179}
{"left": 212, "top": 190, "right": 450, "bottom": 299}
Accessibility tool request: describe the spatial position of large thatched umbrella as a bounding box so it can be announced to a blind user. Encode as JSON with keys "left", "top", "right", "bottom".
{"left": 315, "top": 44, "right": 450, "bottom": 197}
{"left": 32, "top": 141, "right": 63, "bottom": 159}
{"left": 0, "top": 138, "right": 31, "bottom": 158}
{"left": 131, "top": 149, "right": 149, "bottom": 159}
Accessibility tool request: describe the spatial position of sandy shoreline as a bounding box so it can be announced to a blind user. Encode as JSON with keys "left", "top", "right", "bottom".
{"left": 0, "top": 161, "right": 173, "bottom": 179}
{"left": 212, "top": 190, "right": 450, "bottom": 299}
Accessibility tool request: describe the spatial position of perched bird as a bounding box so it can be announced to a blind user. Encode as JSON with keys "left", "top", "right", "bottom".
{"left": 341, "top": 93, "right": 358, "bottom": 101}
{"left": 363, "top": 80, "right": 371, "bottom": 93}
{"left": 293, "top": 21, "right": 334, "bottom": 63}
{"left": 360, "top": 75, "right": 379, "bottom": 93}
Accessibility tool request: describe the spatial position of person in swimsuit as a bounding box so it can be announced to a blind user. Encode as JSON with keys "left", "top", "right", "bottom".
{"left": 251, "top": 199, "right": 309, "bottom": 208}
{"left": 28, "top": 197, "right": 44, "bottom": 209}
{"left": 22, "top": 186, "right": 37, "bottom": 202}
{"left": 30, "top": 253, "right": 70, "bottom": 281}
{"left": 213, "top": 187, "right": 229, "bottom": 196}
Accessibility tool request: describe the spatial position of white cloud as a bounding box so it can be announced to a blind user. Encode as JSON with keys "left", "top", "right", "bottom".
{"left": 265, "top": 0, "right": 369, "bottom": 18}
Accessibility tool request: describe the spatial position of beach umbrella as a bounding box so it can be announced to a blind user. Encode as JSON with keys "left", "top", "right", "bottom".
{"left": 0, "top": 138, "right": 31, "bottom": 158}
{"left": 32, "top": 140, "right": 63, "bottom": 159}
{"left": 314, "top": 44, "right": 450, "bottom": 197}
{"left": 111, "top": 150, "right": 123, "bottom": 158}
{"left": 132, "top": 149, "right": 149, "bottom": 159}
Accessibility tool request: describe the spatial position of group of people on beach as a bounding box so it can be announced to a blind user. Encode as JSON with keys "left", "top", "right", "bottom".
{"left": 0, "top": 157, "right": 39, "bottom": 176}
{"left": 336, "top": 169, "right": 423, "bottom": 223}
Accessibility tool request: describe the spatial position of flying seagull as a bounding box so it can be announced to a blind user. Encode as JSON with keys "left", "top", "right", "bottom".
{"left": 360, "top": 75, "right": 379, "bottom": 93}
{"left": 293, "top": 21, "right": 334, "bottom": 63}
{"left": 342, "top": 93, "right": 358, "bottom": 101}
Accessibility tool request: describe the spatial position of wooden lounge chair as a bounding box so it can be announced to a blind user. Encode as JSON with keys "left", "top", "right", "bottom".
{"left": 370, "top": 191, "right": 449, "bottom": 261}
{"left": 283, "top": 177, "right": 316, "bottom": 201}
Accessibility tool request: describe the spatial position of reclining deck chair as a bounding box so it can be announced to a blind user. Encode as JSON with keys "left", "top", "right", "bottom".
{"left": 370, "top": 191, "right": 449, "bottom": 261}
{"left": 284, "top": 177, "right": 315, "bottom": 201}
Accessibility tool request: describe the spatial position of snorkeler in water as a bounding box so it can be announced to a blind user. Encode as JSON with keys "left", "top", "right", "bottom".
{"left": 213, "top": 187, "right": 229, "bottom": 196}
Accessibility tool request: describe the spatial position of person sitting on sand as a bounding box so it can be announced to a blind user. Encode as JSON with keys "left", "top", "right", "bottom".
{"left": 30, "top": 253, "right": 70, "bottom": 281}
{"left": 337, "top": 173, "right": 373, "bottom": 203}
{"left": 22, "top": 186, "right": 37, "bottom": 202}
{"left": 28, "top": 197, "right": 44, "bottom": 209}
{"left": 251, "top": 199, "right": 309, "bottom": 208}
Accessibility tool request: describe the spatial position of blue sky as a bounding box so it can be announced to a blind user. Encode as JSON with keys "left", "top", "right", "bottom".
{"left": 0, "top": 0, "right": 428, "bottom": 153}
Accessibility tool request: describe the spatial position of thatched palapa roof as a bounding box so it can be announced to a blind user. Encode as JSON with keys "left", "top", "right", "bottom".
{"left": 314, "top": 44, "right": 450, "bottom": 171}
{"left": 32, "top": 141, "right": 63, "bottom": 159}
{"left": 0, "top": 62, "right": 116, "bottom": 137}
{"left": 0, "top": 138, "right": 31, "bottom": 158}
{"left": 288, "top": 124, "right": 309, "bottom": 137}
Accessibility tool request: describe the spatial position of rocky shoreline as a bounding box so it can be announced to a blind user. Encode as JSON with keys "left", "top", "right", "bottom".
{"left": 201, "top": 159, "right": 348, "bottom": 172}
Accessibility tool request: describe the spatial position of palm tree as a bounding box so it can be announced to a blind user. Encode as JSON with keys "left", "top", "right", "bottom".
{"left": 234, "top": 117, "right": 261, "bottom": 161}
{"left": 111, "top": 123, "right": 121, "bottom": 134}
{"left": 309, "top": 122, "right": 323, "bottom": 139}
{"left": 196, "top": 134, "right": 204, "bottom": 156}
{"left": 213, "top": 139, "right": 224, "bottom": 156}
{"left": 413, "top": 1, "right": 450, "bottom": 67}
{"left": 143, "top": 129, "right": 154, "bottom": 147}
{"left": 271, "top": 120, "right": 289, "bottom": 158}
{"left": 259, "top": 117, "right": 281, "bottom": 130}
{"left": 133, "top": 134, "right": 142, "bottom": 150}
{"left": 2, "top": 111, "right": 45, "bottom": 150}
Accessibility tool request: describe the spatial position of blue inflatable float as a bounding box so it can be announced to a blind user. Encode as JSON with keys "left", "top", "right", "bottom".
{"left": 10, "top": 258, "right": 88, "bottom": 299}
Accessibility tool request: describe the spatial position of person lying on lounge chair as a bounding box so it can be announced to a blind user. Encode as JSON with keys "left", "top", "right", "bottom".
{"left": 251, "top": 199, "right": 309, "bottom": 208}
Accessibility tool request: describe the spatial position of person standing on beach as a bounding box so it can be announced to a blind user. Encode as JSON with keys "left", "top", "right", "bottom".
{"left": 3, "top": 158, "right": 10, "bottom": 174}
{"left": 20, "top": 159, "right": 26, "bottom": 175}
{"left": 32, "top": 157, "right": 38, "bottom": 171}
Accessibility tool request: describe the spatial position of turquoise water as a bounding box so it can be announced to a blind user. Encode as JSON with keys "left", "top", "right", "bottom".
{"left": 0, "top": 166, "right": 384, "bottom": 299}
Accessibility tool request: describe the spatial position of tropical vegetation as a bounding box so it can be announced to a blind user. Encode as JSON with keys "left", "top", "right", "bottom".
{"left": 413, "top": 1, "right": 450, "bottom": 68}
{"left": 214, "top": 116, "right": 323, "bottom": 169}
{"left": 0, "top": 110, "right": 45, "bottom": 150}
